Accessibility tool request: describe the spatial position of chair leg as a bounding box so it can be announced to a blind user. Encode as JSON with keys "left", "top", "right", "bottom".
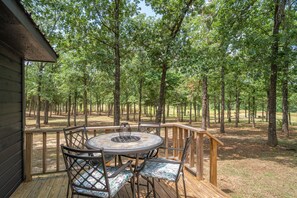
{"left": 137, "top": 174, "right": 140, "bottom": 198}
{"left": 131, "top": 176, "right": 135, "bottom": 198}
{"left": 175, "top": 181, "right": 179, "bottom": 198}
{"left": 182, "top": 173, "right": 187, "bottom": 198}
{"left": 152, "top": 178, "right": 156, "bottom": 198}
{"left": 66, "top": 180, "right": 70, "bottom": 198}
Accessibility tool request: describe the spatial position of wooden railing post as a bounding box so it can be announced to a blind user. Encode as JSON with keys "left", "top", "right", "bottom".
{"left": 210, "top": 139, "right": 218, "bottom": 186}
{"left": 190, "top": 133, "right": 195, "bottom": 167}
{"left": 173, "top": 127, "right": 178, "bottom": 157}
{"left": 25, "top": 132, "right": 32, "bottom": 182}
{"left": 178, "top": 128, "right": 183, "bottom": 160}
{"left": 196, "top": 133, "right": 204, "bottom": 180}
{"left": 165, "top": 127, "right": 169, "bottom": 159}
{"left": 56, "top": 132, "right": 60, "bottom": 172}
{"left": 43, "top": 132, "right": 47, "bottom": 173}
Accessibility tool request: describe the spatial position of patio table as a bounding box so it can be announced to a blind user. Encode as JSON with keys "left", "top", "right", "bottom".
{"left": 85, "top": 132, "right": 164, "bottom": 197}
{"left": 85, "top": 132, "right": 163, "bottom": 155}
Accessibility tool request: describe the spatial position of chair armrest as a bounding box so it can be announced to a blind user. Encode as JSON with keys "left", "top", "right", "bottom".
{"left": 108, "top": 160, "right": 133, "bottom": 178}
{"left": 159, "top": 146, "right": 183, "bottom": 151}
{"left": 147, "top": 158, "right": 182, "bottom": 164}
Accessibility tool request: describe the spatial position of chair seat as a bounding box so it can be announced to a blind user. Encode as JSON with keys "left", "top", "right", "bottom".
{"left": 73, "top": 167, "right": 133, "bottom": 197}
{"left": 139, "top": 158, "right": 180, "bottom": 182}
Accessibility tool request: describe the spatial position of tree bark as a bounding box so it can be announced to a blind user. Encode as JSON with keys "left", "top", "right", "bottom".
{"left": 83, "top": 78, "right": 88, "bottom": 126}
{"left": 44, "top": 100, "right": 49, "bottom": 124}
{"left": 74, "top": 91, "right": 77, "bottom": 126}
{"left": 220, "top": 65, "right": 225, "bottom": 133}
{"left": 201, "top": 76, "right": 208, "bottom": 130}
{"left": 113, "top": 0, "right": 121, "bottom": 126}
{"left": 214, "top": 95, "right": 217, "bottom": 124}
{"left": 156, "top": 63, "right": 167, "bottom": 124}
{"left": 235, "top": 87, "right": 240, "bottom": 127}
{"left": 138, "top": 79, "right": 143, "bottom": 122}
{"left": 35, "top": 63, "right": 44, "bottom": 129}
{"left": 126, "top": 102, "right": 130, "bottom": 121}
{"left": 67, "top": 94, "right": 71, "bottom": 127}
{"left": 268, "top": 0, "right": 286, "bottom": 146}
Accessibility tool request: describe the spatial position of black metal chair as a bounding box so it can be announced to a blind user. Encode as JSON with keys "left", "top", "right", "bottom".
{"left": 138, "top": 122, "right": 161, "bottom": 135}
{"left": 139, "top": 136, "right": 192, "bottom": 198}
{"left": 63, "top": 125, "right": 114, "bottom": 161}
{"left": 61, "top": 145, "right": 135, "bottom": 198}
{"left": 63, "top": 126, "right": 88, "bottom": 149}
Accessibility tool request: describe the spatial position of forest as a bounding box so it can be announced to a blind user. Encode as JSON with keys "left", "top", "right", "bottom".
{"left": 22, "top": 0, "right": 297, "bottom": 147}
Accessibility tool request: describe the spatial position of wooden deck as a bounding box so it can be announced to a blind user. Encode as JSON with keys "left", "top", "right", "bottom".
{"left": 11, "top": 171, "right": 230, "bottom": 198}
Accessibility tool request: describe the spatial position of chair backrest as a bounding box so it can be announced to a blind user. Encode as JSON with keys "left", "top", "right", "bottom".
{"left": 63, "top": 126, "right": 88, "bottom": 149}
{"left": 61, "top": 145, "right": 110, "bottom": 196}
{"left": 138, "top": 122, "right": 161, "bottom": 134}
{"left": 177, "top": 136, "right": 193, "bottom": 175}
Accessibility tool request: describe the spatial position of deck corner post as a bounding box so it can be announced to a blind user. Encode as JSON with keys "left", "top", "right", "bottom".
{"left": 210, "top": 139, "right": 218, "bottom": 186}
{"left": 25, "top": 132, "right": 33, "bottom": 182}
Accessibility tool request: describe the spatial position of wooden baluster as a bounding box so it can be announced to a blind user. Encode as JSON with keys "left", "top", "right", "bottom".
{"left": 184, "top": 129, "right": 189, "bottom": 163}
{"left": 56, "top": 132, "right": 60, "bottom": 172}
{"left": 210, "top": 139, "right": 218, "bottom": 186}
{"left": 165, "top": 127, "right": 168, "bottom": 159}
{"left": 173, "top": 127, "right": 178, "bottom": 157}
{"left": 190, "top": 132, "right": 195, "bottom": 167}
{"left": 25, "top": 132, "right": 33, "bottom": 182}
{"left": 93, "top": 129, "right": 96, "bottom": 137}
{"left": 178, "top": 128, "right": 183, "bottom": 160}
{"left": 43, "top": 132, "right": 47, "bottom": 173}
{"left": 196, "top": 133, "right": 204, "bottom": 180}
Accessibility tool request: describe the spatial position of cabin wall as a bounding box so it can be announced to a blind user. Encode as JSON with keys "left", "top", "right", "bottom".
{"left": 0, "top": 43, "right": 24, "bottom": 197}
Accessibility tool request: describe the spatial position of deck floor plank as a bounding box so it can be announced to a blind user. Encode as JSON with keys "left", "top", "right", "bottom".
{"left": 11, "top": 172, "right": 230, "bottom": 198}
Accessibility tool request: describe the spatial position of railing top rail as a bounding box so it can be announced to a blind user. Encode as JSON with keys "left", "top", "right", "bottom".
{"left": 24, "top": 123, "right": 223, "bottom": 145}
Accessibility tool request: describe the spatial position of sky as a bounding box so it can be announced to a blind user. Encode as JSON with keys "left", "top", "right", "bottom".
{"left": 139, "top": 1, "right": 156, "bottom": 17}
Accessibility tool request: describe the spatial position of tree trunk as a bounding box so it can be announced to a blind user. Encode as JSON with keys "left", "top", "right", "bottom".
{"left": 138, "top": 79, "right": 143, "bottom": 122}
{"left": 218, "top": 96, "right": 220, "bottom": 123}
{"left": 167, "top": 104, "right": 170, "bottom": 118}
{"left": 126, "top": 102, "right": 130, "bottom": 121}
{"left": 156, "top": 63, "right": 167, "bottom": 125}
{"left": 235, "top": 87, "right": 240, "bottom": 127}
{"left": 194, "top": 99, "right": 197, "bottom": 122}
{"left": 220, "top": 65, "right": 225, "bottom": 133}
{"left": 207, "top": 97, "right": 210, "bottom": 128}
{"left": 227, "top": 98, "right": 231, "bottom": 123}
{"left": 44, "top": 100, "right": 49, "bottom": 124}
{"left": 252, "top": 91, "right": 256, "bottom": 128}
{"left": 84, "top": 80, "right": 88, "bottom": 127}
{"left": 248, "top": 96, "right": 251, "bottom": 124}
{"left": 113, "top": 0, "right": 121, "bottom": 126}
{"left": 133, "top": 102, "right": 136, "bottom": 121}
{"left": 35, "top": 64, "right": 43, "bottom": 129}
{"left": 268, "top": 0, "right": 286, "bottom": 146}
{"left": 74, "top": 91, "right": 77, "bottom": 126}
{"left": 67, "top": 94, "right": 71, "bottom": 127}
{"left": 189, "top": 102, "right": 192, "bottom": 124}
{"left": 214, "top": 95, "right": 217, "bottom": 124}
{"left": 89, "top": 93, "right": 92, "bottom": 116}
{"left": 201, "top": 76, "right": 208, "bottom": 130}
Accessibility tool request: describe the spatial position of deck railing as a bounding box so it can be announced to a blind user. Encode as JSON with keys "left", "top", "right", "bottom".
{"left": 24, "top": 123, "right": 223, "bottom": 186}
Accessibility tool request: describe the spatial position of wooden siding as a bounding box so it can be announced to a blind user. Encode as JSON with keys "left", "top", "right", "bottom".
{"left": 0, "top": 44, "right": 23, "bottom": 197}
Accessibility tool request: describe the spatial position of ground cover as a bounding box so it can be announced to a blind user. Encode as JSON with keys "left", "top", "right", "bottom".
{"left": 25, "top": 113, "right": 297, "bottom": 198}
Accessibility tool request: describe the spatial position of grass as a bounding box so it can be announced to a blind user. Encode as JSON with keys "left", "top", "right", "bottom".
{"left": 25, "top": 111, "right": 297, "bottom": 198}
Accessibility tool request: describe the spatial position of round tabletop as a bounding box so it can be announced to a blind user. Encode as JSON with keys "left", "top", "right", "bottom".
{"left": 86, "top": 132, "right": 164, "bottom": 155}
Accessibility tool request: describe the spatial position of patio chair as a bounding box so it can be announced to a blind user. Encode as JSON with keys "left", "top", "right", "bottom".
{"left": 138, "top": 136, "right": 192, "bottom": 198}
{"left": 120, "top": 122, "right": 161, "bottom": 162}
{"left": 138, "top": 122, "right": 161, "bottom": 135}
{"left": 61, "top": 145, "right": 135, "bottom": 198}
{"left": 63, "top": 125, "right": 114, "bottom": 160}
{"left": 63, "top": 126, "right": 88, "bottom": 149}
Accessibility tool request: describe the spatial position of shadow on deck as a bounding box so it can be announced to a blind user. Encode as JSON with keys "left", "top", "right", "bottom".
{"left": 11, "top": 171, "right": 230, "bottom": 198}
